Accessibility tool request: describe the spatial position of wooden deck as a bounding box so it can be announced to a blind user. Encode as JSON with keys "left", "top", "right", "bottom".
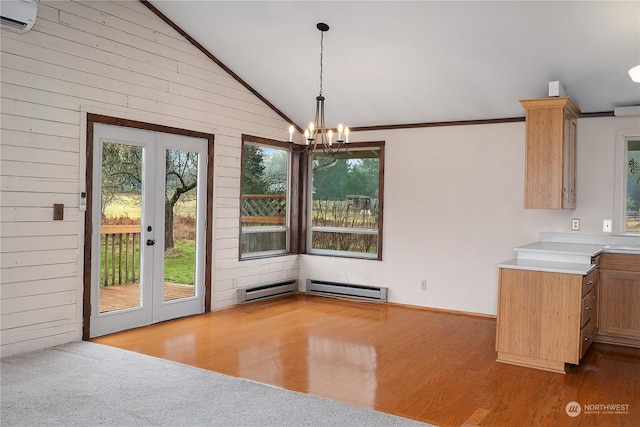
{"left": 94, "top": 294, "right": 640, "bottom": 427}
{"left": 99, "top": 283, "right": 194, "bottom": 312}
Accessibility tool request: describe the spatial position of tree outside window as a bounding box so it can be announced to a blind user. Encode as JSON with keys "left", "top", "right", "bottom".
{"left": 626, "top": 139, "right": 640, "bottom": 232}
{"left": 308, "top": 145, "right": 384, "bottom": 259}
{"left": 240, "top": 138, "right": 290, "bottom": 258}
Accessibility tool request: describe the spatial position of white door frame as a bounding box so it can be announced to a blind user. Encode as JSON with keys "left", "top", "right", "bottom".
{"left": 86, "top": 119, "right": 212, "bottom": 338}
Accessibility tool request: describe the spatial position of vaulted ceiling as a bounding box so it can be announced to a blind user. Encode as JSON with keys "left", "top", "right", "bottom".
{"left": 147, "top": 1, "right": 640, "bottom": 130}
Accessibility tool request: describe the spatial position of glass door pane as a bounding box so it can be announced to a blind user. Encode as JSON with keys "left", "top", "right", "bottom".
{"left": 99, "top": 142, "right": 143, "bottom": 313}
{"left": 163, "top": 148, "right": 198, "bottom": 302}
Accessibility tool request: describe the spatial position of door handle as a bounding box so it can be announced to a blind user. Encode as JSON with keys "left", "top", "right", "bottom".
{"left": 146, "top": 239, "right": 156, "bottom": 246}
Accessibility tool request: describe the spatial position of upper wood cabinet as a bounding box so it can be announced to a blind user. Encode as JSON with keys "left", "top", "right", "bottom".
{"left": 521, "top": 97, "right": 580, "bottom": 209}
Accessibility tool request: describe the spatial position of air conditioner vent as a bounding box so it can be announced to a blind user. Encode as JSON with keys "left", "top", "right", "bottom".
{"left": 1, "top": 0, "right": 37, "bottom": 32}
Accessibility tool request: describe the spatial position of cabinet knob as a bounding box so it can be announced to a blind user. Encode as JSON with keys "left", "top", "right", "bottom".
{"left": 584, "top": 336, "right": 591, "bottom": 341}
{"left": 585, "top": 305, "right": 592, "bottom": 310}
{"left": 586, "top": 280, "right": 593, "bottom": 285}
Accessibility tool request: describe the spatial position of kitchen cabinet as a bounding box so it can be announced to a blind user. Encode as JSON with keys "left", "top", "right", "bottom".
{"left": 597, "top": 253, "right": 640, "bottom": 347}
{"left": 520, "top": 97, "right": 580, "bottom": 209}
{"left": 496, "top": 267, "right": 598, "bottom": 373}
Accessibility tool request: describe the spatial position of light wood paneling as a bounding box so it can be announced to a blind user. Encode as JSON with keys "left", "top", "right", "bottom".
{"left": 601, "top": 253, "right": 640, "bottom": 272}
{"left": 94, "top": 295, "right": 640, "bottom": 427}
{"left": 521, "top": 97, "right": 579, "bottom": 209}
{"left": 600, "top": 270, "right": 640, "bottom": 339}
{"left": 496, "top": 268, "right": 590, "bottom": 371}
{"left": 598, "top": 254, "right": 640, "bottom": 346}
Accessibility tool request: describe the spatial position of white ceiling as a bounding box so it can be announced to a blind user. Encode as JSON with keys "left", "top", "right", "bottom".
{"left": 148, "top": 1, "right": 640, "bottom": 129}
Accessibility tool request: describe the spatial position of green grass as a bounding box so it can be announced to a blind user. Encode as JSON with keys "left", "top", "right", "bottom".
{"left": 163, "top": 241, "right": 196, "bottom": 285}
{"left": 100, "top": 238, "right": 195, "bottom": 287}
{"left": 101, "top": 193, "right": 197, "bottom": 287}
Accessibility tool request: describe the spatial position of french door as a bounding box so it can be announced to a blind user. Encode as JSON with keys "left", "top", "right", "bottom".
{"left": 89, "top": 123, "right": 208, "bottom": 338}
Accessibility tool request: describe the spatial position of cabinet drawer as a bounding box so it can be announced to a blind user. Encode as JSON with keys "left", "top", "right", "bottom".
{"left": 581, "top": 321, "right": 596, "bottom": 359}
{"left": 581, "top": 290, "right": 596, "bottom": 328}
{"left": 582, "top": 271, "right": 597, "bottom": 296}
{"left": 601, "top": 253, "right": 640, "bottom": 272}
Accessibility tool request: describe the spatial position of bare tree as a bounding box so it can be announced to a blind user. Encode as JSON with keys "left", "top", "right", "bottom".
{"left": 164, "top": 149, "right": 198, "bottom": 250}
{"left": 101, "top": 143, "right": 197, "bottom": 251}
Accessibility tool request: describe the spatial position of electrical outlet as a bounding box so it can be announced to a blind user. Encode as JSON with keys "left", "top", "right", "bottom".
{"left": 571, "top": 218, "right": 580, "bottom": 231}
{"left": 603, "top": 219, "right": 613, "bottom": 233}
{"left": 421, "top": 280, "right": 427, "bottom": 291}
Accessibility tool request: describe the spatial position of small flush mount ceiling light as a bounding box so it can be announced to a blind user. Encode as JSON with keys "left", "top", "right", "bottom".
{"left": 288, "top": 23, "right": 349, "bottom": 155}
{"left": 629, "top": 65, "right": 640, "bottom": 83}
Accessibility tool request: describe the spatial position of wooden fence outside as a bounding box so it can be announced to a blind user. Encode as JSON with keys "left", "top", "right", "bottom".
{"left": 242, "top": 194, "right": 286, "bottom": 226}
{"left": 100, "top": 224, "right": 141, "bottom": 286}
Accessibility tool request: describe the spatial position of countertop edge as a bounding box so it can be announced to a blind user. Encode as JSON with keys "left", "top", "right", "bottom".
{"left": 498, "top": 259, "right": 597, "bottom": 275}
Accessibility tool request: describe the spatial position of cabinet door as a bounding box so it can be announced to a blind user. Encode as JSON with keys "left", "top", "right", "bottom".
{"left": 600, "top": 271, "right": 640, "bottom": 338}
{"left": 524, "top": 106, "right": 565, "bottom": 209}
{"left": 562, "top": 117, "right": 577, "bottom": 208}
{"left": 521, "top": 97, "right": 580, "bottom": 210}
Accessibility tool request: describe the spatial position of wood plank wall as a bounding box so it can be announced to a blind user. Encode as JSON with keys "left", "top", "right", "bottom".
{"left": 0, "top": 0, "right": 299, "bottom": 357}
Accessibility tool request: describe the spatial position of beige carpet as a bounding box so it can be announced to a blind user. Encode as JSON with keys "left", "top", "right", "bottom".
{"left": 1, "top": 341, "right": 436, "bottom": 426}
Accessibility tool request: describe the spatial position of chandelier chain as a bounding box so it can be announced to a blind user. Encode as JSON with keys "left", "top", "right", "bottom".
{"left": 319, "top": 30, "right": 324, "bottom": 96}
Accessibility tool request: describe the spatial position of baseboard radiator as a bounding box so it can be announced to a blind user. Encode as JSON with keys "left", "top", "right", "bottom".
{"left": 306, "top": 279, "right": 388, "bottom": 303}
{"left": 237, "top": 280, "right": 298, "bottom": 304}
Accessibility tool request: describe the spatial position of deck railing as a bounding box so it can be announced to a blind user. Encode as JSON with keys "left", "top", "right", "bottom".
{"left": 100, "top": 224, "right": 141, "bottom": 286}
{"left": 242, "top": 194, "right": 286, "bottom": 225}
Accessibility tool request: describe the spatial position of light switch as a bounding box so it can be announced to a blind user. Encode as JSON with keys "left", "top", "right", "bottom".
{"left": 53, "top": 204, "right": 64, "bottom": 221}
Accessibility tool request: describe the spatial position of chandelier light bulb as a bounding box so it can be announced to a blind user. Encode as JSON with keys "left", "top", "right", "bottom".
{"left": 344, "top": 127, "right": 350, "bottom": 143}
{"left": 309, "top": 122, "right": 315, "bottom": 133}
{"left": 328, "top": 129, "right": 333, "bottom": 146}
{"left": 288, "top": 125, "right": 294, "bottom": 142}
{"left": 630, "top": 65, "right": 640, "bottom": 83}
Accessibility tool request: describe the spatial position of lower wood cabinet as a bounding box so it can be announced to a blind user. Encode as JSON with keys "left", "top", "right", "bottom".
{"left": 597, "top": 254, "right": 640, "bottom": 347}
{"left": 496, "top": 267, "right": 598, "bottom": 373}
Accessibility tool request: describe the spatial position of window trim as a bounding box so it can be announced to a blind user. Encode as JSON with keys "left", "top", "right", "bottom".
{"left": 615, "top": 129, "right": 640, "bottom": 234}
{"left": 306, "top": 141, "right": 385, "bottom": 260}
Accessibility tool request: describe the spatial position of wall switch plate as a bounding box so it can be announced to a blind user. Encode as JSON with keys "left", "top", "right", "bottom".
{"left": 571, "top": 218, "right": 580, "bottom": 231}
{"left": 603, "top": 219, "right": 613, "bottom": 233}
{"left": 53, "top": 204, "right": 64, "bottom": 221}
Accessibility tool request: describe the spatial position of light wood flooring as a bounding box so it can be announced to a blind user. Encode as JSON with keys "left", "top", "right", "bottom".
{"left": 92, "top": 294, "right": 640, "bottom": 427}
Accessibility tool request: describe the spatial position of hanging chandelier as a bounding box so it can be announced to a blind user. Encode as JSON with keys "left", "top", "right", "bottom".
{"left": 288, "top": 23, "right": 349, "bottom": 155}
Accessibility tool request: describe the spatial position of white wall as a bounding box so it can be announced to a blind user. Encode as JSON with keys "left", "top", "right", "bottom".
{"left": 301, "top": 116, "right": 640, "bottom": 315}
{"left": 0, "top": 0, "right": 298, "bottom": 357}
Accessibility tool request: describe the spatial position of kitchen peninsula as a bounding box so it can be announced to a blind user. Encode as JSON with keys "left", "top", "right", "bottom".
{"left": 496, "top": 233, "right": 640, "bottom": 373}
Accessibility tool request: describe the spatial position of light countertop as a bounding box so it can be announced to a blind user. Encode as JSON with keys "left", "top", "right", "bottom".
{"left": 498, "top": 258, "right": 596, "bottom": 275}
{"left": 514, "top": 241, "right": 604, "bottom": 257}
{"left": 498, "top": 233, "right": 640, "bottom": 275}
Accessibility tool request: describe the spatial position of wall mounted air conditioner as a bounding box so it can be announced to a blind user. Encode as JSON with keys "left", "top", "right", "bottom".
{"left": 1, "top": 0, "right": 37, "bottom": 32}
{"left": 614, "top": 106, "right": 640, "bottom": 117}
